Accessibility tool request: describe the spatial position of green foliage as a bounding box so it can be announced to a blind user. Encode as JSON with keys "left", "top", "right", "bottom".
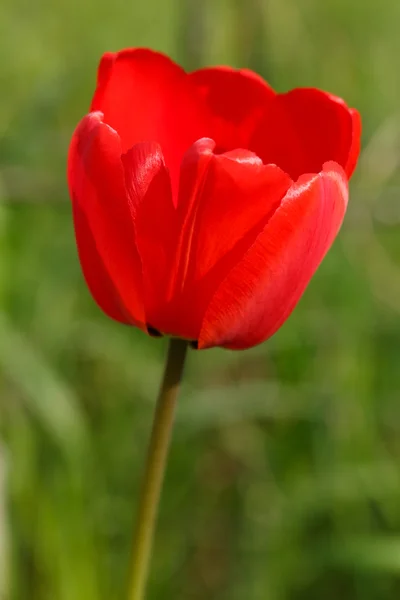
{"left": 1, "top": 0, "right": 400, "bottom": 598}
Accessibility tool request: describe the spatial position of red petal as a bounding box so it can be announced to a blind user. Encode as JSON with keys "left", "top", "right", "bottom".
{"left": 67, "top": 112, "right": 146, "bottom": 329}
{"left": 189, "top": 66, "right": 276, "bottom": 152}
{"left": 71, "top": 203, "right": 128, "bottom": 323}
{"left": 91, "top": 48, "right": 208, "bottom": 201}
{"left": 121, "top": 142, "right": 175, "bottom": 332}
{"left": 345, "top": 108, "right": 362, "bottom": 178}
{"left": 199, "top": 162, "right": 348, "bottom": 350}
{"left": 154, "top": 140, "right": 292, "bottom": 340}
{"left": 250, "top": 88, "right": 358, "bottom": 180}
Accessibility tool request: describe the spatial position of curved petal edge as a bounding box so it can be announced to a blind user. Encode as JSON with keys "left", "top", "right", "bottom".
{"left": 199, "top": 162, "right": 349, "bottom": 350}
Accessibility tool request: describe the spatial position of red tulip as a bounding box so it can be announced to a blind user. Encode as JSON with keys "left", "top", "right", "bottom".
{"left": 68, "top": 48, "right": 361, "bottom": 350}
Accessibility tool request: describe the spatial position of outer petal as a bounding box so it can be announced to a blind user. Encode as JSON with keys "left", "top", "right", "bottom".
{"left": 67, "top": 112, "right": 146, "bottom": 329}
{"left": 71, "top": 202, "right": 128, "bottom": 323}
{"left": 199, "top": 162, "right": 348, "bottom": 350}
{"left": 189, "top": 66, "right": 276, "bottom": 152}
{"left": 250, "top": 88, "right": 359, "bottom": 180}
{"left": 91, "top": 49, "right": 209, "bottom": 200}
{"left": 151, "top": 139, "right": 292, "bottom": 340}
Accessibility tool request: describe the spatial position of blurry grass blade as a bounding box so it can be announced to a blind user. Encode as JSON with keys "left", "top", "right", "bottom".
{"left": 332, "top": 536, "right": 400, "bottom": 573}
{"left": 0, "top": 312, "right": 88, "bottom": 455}
{"left": 356, "top": 113, "right": 400, "bottom": 191}
{"left": 0, "top": 445, "right": 9, "bottom": 598}
{"left": 177, "top": 381, "right": 316, "bottom": 433}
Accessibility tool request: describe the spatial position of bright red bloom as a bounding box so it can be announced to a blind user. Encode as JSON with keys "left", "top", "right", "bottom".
{"left": 68, "top": 48, "right": 361, "bottom": 350}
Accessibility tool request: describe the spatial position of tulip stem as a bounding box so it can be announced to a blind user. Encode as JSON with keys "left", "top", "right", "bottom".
{"left": 128, "top": 338, "right": 188, "bottom": 600}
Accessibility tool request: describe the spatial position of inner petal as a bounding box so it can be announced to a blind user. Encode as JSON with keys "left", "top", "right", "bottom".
{"left": 249, "top": 88, "right": 354, "bottom": 180}
{"left": 91, "top": 49, "right": 211, "bottom": 202}
{"left": 189, "top": 66, "right": 276, "bottom": 154}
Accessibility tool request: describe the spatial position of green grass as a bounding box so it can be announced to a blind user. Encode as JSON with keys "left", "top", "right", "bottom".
{"left": 1, "top": 0, "right": 400, "bottom": 598}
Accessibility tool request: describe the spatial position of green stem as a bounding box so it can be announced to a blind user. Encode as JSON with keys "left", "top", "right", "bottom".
{"left": 128, "top": 338, "right": 188, "bottom": 600}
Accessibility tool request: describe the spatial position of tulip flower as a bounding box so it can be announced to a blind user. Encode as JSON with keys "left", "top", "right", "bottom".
{"left": 68, "top": 48, "right": 360, "bottom": 351}
{"left": 67, "top": 48, "right": 361, "bottom": 600}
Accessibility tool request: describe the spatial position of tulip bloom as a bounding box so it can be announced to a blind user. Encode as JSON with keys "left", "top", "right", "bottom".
{"left": 68, "top": 48, "right": 360, "bottom": 350}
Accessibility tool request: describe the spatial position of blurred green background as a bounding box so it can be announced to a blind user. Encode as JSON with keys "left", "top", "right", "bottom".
{"left": 1, "top": 0, "right": 400, "bottom": 598}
